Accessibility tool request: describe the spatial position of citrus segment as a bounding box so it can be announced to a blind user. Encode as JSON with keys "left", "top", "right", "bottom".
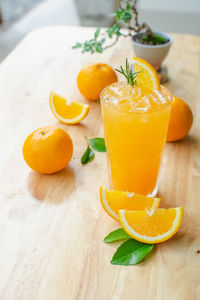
{"left": 119, "top": 207, "right": 183, "bottom": 244}
{"left": 133, "top": 57, "right": 160, "bottom": 89}
{"left": 49, "top": 92, "right": 90, "bottom": 124}
{"left": 100, "top": 186, "right": 160, "bottom": 221}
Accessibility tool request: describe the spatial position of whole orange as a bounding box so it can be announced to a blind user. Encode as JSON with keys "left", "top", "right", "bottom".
{"left": 23, "top": 126, "right": 73, "bottom": 174}
{"left": 167, "top": 96, "right": 193, "bottom": 142}
{"left": 77, "top": 63, "right": 118, "bottom": 100}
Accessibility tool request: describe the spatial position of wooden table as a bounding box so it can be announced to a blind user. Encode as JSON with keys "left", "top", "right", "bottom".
{"left": 0, "top": 26, "right": 200, "bottom": 300}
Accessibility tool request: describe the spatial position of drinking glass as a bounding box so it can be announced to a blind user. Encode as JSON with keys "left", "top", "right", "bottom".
{"left": 101, "top": 81, "right": 172, "bottom": 196}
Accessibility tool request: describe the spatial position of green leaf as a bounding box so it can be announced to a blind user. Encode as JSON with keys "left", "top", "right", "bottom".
{"left": 72, "top": 42, "right": 82, "bottom": 49}
{"left": 95, "top": 43, "right": 103, "bottom": 53}
{"left": 122, "top": 11, "right": 132, "bottom": 23}
{"left": 114, "top": 8, "right": 132, "bottom": 23}
{"left": 89, "top": 138, "right": 106, "bottom": 152}
{"left": 115, "top": 9, "right": 122, "bottom": 21}
{"left": 94, "top": 28, "right": 100, "bottom": 40}
{"left": 104, "top": 228, "right": 132, "bottom": 243}
{"left": 81, "top": 146, "right": 95, "bottom": 164}
{"left": 106, "top": 23, "right": 121, "bottom": 38}
{"left": 107, "top": 29, "right": 113, "bottom": 39}
{"left": 111, "top": 239, "right": 154, "bottom": 266}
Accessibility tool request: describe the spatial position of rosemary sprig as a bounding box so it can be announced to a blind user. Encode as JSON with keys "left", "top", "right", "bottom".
{"left": 115, "top": 59, "right": 141, "bottom": 87}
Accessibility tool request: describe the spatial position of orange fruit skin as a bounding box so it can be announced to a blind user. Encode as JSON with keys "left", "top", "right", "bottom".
{"left": 77, "top": 63, "right": 118, "bottom": 101}
{"left": 23, "top": 126, "right": 73, "bottom": 174}
{"left": 167, "top": 96, "right": 193, "bottom": 142}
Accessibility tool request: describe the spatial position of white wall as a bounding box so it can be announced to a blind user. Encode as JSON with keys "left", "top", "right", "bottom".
{"left": 138, "top": 0, "right": 200, "bottom": 35}
{"left": 140, "top": 0, "right": 200, "bottom": 13}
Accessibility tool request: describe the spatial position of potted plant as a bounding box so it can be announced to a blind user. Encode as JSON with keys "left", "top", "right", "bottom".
{"left": 73, "top": 0, "right": 173, "bottom": 81}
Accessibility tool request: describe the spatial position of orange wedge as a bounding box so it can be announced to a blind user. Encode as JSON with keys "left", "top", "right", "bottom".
{"left": 133, "top": 57, "right": 160, "bottom": 89}
{"left": 49, "top": 92, "right": 90, "bottom": 124}
{"left": 119, "top": 207, "right": 183, "bottom": 244}
{"left": 99, "top": 186, "right": 160, "bottom": 221}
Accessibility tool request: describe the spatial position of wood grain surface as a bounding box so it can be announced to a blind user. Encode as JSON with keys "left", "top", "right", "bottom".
{"left": 0, "top": 26, "right": 200, "bottom": 300}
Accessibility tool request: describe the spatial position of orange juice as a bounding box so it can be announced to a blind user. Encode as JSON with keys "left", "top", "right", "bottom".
{"left": 101, "top": 82, "right": 172, "bottom": 196}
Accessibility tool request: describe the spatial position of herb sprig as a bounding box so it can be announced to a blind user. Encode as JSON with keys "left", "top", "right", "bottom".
{"left": 72, "top": 28, "right": 106, "bottom": 54}
{"left": 115, "top": 59, "right": 141, "bottom": 87}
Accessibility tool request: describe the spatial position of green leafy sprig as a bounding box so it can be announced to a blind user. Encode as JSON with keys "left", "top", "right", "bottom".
{"left": 115, "top": 58, "right": 141, "bottom": 87}
{"left": 104, "top": 228, "right": 154, "bottom": 266}
{"left": 113, "top": 3, "right": 132, "bottom": 23}
{"left": 81, "top": 137, "right": 106, "bottom": 165}
{"left": 72, "top": 28, "right": 106, "bottom": 54}
{"left": 106, "top": 24, "right": 122, "bottom": 39}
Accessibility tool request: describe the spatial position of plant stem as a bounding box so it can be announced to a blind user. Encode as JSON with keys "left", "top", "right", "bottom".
{"left": 127, "top": 0, "right": 154, "bottom": 36}
{"left": 103, "top": 35, "right": 120, "bottom": 51}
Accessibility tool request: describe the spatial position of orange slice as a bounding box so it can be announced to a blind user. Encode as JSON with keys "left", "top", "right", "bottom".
{"left": 119, "top": 207, "right": 183, "bottom": 244}
{"left": 133, "top": 57, "right": 160, "bottom": 89}
{"left": 100, "top": 186, "right": 160, "bottom": 221}
{"left": 49, "top": 92, "right": 90, "bottom": 124}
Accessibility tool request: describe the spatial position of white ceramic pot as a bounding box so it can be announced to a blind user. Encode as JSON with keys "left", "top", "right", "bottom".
{"left": 132, "top": 32, "right": 173, "bottom": 70}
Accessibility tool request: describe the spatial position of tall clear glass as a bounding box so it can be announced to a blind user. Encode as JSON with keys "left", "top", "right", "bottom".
{"left": 101, "top": 82, "right": 172, "bottom": 196}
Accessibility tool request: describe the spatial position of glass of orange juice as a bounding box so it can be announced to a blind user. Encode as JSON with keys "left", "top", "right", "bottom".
{"left": 101, "top": 81, "right": 172, "bottom": 196}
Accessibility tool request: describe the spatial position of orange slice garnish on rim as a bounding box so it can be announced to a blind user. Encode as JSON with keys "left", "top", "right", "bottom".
{"left": 133, "top": 57, "right": 160, "bottom": 89}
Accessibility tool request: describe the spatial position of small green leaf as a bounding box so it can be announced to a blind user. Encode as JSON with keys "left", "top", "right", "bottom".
{"left": 115, "top": 9, "right": 123, "bottom": 21}
{"left": 94, "top": 28, "right": 100, "bottom": 40}
{"left": 122, "top": 11, "right": 132, "bottom": 23}
{"left": 106, "top": 23, "right": 121, "bottom": 38}
{"left": 104, "top": 228, "right": 132, "bottom": 243}
{"left": 72, "top": 42, "right": 82, "bottom": 49}
{"left": 114, "top": 8, "right": 132, "bottom": 23}
{"left": 83, "top": 41, "right": 93, "bottom": 53}
{"left": 89, "top": 138, "right": 106, "bottom": 152}
{"left": 81, "top": 146, "right": 95, "bottom": 164}
{"left": 95, "top": 43, "right": 103, "bottom": 53}
{"left": 111, "top": 239, "right": 154, "bottom": 266}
